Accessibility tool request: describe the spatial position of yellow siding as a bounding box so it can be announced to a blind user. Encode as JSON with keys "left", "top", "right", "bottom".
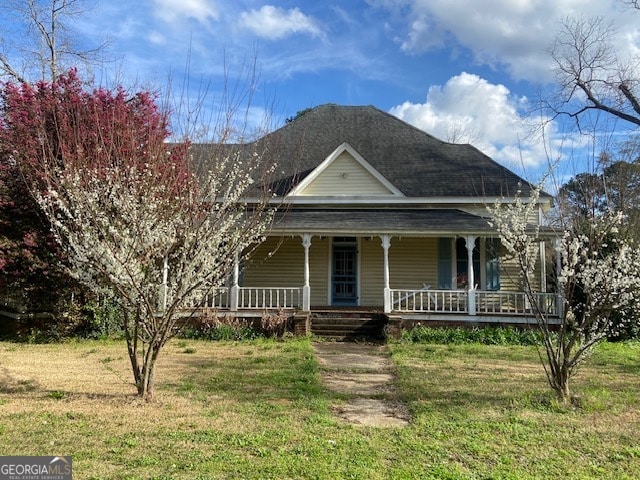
{"left": 388, "top": 238, "right": 438, "bottom": 289}
{"left": 243, "top": 237, "right": 304, "bottom": 287}
{"left": 360, "top": 239, "right": 385, "bottom": 306}
{"left": 498, "top": 243, "right": 543, "bottom": 292}
{"left": 242, "top": 235, "right": 330, "bottom": 304}
{"left": 299, "top": 151, "right": 394, "bottom": 196}
{"left": 309, "top": 236, "right": 330, "bottom": 305}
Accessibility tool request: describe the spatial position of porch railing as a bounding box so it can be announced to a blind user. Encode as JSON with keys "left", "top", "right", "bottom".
{"left": 183, "top": 285, "right": 558, "bottom": 317}
{"left": 184, "top": 288, "right": 230, "bottom": 309}
{"left": 391, "top": 288, "right": 560, "bottom": 317}
{"left": 475, "top": 291, "right": 560, "bottom": 317}
{"left": 391, "top": 289, "right": 469, "bottom": 313}
{"left": 237, "top": 287, "right": 302, "bottom": 309}
{"left": 183, "top": 286, "right": 302, "bottom": 310}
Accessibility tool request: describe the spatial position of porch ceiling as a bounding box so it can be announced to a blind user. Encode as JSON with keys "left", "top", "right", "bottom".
{"left": 269, "top": 208, "right": 495, "bottom": 236}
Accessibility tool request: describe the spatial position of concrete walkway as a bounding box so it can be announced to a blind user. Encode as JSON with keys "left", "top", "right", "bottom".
{"left": 312, "top": 342, "right": 410, "bottom": 427}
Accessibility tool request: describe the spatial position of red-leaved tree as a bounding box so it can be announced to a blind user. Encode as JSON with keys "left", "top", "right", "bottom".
{"left": 1, "top": 70, "right": 274, "bottom": 399}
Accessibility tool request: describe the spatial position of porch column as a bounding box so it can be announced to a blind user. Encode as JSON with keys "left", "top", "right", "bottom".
{"left": 301, "top": 234, "right": 312, "bottom": 311}
{"left": 465, "top": 235, "right": 478, "bottom": 315}
{"left": 539, "top": 240, "right": 547, "bottom": 292}
{"left": 381, "top": 235, "right": 391, "bottom": 313}
{"left": 230, "top": 251, "right": 240, "bottom": 311}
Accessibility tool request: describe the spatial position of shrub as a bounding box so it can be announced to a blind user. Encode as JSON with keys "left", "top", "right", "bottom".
{"left": 17, "top": 297, "right": 124, "bottom": 342}
{"left": 400, "top": 325, "right": 543, "bottom": 346}
{"left": 260, "top": 310, "right": 292, "bottom": 339}
{"left": 179, "top": 310, "right": 260, "bottom": 341}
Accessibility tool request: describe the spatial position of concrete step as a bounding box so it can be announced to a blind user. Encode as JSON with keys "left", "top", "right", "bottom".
{"left": 310, "top": 314, "right": 386, "bottom": 340}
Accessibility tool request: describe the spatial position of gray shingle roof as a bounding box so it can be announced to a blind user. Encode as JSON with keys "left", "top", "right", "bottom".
{"left": 253, "top": 104, "right": 539, "bottom": 198}
{"left": 271, "top": 209, "right": 495, "bottom": 235}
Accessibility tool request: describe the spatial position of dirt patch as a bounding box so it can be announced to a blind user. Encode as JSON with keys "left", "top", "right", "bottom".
{"left": 322, "top": 372, "right": 395, "bottom": 396}
{"left": 334, "top": 398, "right": 410, "bottom": 427}
{"left": 313, "top": 342, "right": 410, "bottom": 427}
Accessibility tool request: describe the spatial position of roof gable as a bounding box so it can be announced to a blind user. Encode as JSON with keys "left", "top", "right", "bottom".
{"left": 288, "top": 143, "right": 404, "bottom": 197}
{"left": 256, "top": 105, "right": 546, "bottom": 200}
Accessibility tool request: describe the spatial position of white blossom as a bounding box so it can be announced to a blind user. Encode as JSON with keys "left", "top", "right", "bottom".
{"left": 489, "top": 183, "right": 640, "bottom": 402}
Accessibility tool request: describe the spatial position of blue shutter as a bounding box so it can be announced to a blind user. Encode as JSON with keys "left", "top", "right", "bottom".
{"left": 486, "top": 238, "right": 501, "bottom": 291}
{"left": 438, "top": 238, "right": 452, "bottom": 289}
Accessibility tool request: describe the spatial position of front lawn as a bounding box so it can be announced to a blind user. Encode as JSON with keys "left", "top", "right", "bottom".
{"left": 0, "top": 338, "right": 638, "bottom": 479}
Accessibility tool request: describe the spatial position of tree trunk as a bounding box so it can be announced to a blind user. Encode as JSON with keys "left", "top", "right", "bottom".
{"left": 551, "top": 363, "right": 572, "bottom": 404}
{"left": 137, "top": 341, "right": 161, "bottom": 401}
{"left": 123, "top": 310, "right": 163, "bottom": 401}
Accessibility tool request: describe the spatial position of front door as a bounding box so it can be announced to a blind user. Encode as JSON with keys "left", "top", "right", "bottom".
{"left": 332, "top": 238, "right": 358, "bottom": 306}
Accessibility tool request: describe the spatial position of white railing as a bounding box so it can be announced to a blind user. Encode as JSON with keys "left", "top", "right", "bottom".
{"left": 391, "top": 288, "right": 560, "bottom": 317}
{"left": 237, "top": 287, "right": 302, "bottom": 309}
{"left": 391, "top": 289, "right": 469, "bottom": 313}
{"left": 475, "top": 291, "right": 560, "bottom": 317}
{"left": 184, "top": 288, "right": 230, "bottom": 309}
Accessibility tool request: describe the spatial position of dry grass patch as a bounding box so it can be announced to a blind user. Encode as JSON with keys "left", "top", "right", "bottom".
{"left": 0, "top": 339, "right": 329, "bottom": 479}
{"left": 0, "top": 338, "right": 639, "bottom": 479}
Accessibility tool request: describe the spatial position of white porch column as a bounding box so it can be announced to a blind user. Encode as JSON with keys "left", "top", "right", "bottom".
{"left": 381, "top": 235, "right": 391, "bottom": 313}
{"left": 230, "top": 251, "right": 240, "bottom": 311}
{"left": 301, "top": 234, "right": 312, "bottom": 311}
{"left": 465, "top": 235, "right": 478, "bottom": 315}
{"left": 539, "top": 240, "right": 547, "bottom": 292}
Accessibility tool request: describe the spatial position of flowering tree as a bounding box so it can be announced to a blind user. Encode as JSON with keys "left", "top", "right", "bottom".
{"left": 0, "top": 0, "right": 110, "bottom": 315}
{"left": 1, "top": 70, "right": 274, "bottom": 400}
{"left": 0, "top": 147, "right": 69, "bottom": 311}
{"left": 490, "top": 184, "right": 640, "bottom": 403}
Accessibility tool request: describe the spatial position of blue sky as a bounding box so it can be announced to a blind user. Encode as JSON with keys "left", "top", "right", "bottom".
{"left": 3, "top": 0, "right": 640, "bottom": 183}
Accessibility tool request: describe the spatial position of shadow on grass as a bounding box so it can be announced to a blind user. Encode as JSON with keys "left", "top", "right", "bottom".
{"left": 162, "top": 340, "right": 327, "bottom": 405}
{"left": 391, "top": 342, "right": 640, "bottom": 417}
{"left": 0, "top": 367, "right": 40, "bottom": 394}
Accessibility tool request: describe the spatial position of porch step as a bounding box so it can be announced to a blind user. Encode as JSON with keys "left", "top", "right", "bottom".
{"left": 310, "top": 312, "right": 387, "bottom": 341}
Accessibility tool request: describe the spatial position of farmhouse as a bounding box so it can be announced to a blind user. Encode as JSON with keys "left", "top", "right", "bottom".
{"left": 190, "top": 104, "right": 558, "bottom": 337}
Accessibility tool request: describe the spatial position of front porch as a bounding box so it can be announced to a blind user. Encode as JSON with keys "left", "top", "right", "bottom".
{"left": 183, "top": 285, "right": 561, "bottom": 324}
{"left": 178, "top": 230, "right": 561, "bottom": 330}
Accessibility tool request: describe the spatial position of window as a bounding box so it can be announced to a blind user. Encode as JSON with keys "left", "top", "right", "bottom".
{"left": 438, "top": 237, "right": 499, "bottom": 290}
{"left": 455, "top": 237, "right": 480, "bottom": 288}
{"left": 438, "top": 238, "right": 452, "bottom": 289}
{"left": 485, "top": 238, "right": 501, "bottom": 291}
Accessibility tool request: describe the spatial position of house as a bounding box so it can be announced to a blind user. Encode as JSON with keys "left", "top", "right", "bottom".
{"left": 190, "top": 104, "right": 559, "bottom": 337}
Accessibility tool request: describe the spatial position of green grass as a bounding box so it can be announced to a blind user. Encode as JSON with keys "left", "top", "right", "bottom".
{"left": 0, "top": 337, "right": 638, "bottom": 479}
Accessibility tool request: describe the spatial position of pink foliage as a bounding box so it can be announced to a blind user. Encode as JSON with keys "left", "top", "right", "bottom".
{"left": 0, "top": 69, "right": 190, "bottom": 294}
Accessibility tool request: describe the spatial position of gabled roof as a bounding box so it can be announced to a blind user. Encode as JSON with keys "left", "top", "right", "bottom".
{"left": 288, "top": 142, "right": 404, "bottom": 197}
{"left": 255, "top": 104, "right": 540, "bottom": 199}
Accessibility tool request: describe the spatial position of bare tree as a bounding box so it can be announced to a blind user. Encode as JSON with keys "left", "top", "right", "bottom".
{"left": 443, "top": 118, "right": 484, "bottom": 146}
{"left": 547, "top": 14, "right": 640, "bottom": 130}
{"left": 0, "top": 0, "right": 108, "bottom": 82}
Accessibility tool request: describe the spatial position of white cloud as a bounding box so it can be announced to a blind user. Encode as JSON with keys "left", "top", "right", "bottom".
{"left": 375, "top": 0, "right": 636, "bottom": 82}
{"left": 239, "top": 5, "right": 323, "bottom": 40}
{"left": 148, "top": 31, "right": 166, "bottom": 45}
{"left": 389, "top": 72, "right": 560, "bottom": 173}
{"left": 153, "top": 0, "right": 219, "bottom": 25}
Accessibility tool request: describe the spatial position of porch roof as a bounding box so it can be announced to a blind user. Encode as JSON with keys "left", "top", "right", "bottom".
{"left": 269, "top": 208, "right": 496, "bottom": 235}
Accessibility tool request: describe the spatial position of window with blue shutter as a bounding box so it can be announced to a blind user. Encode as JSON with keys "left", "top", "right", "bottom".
{"left": 485, "top": 238, "right": 501, "bottom": 291}
{"left": 438, "top": 238, "right": 452, "bottom": 289}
